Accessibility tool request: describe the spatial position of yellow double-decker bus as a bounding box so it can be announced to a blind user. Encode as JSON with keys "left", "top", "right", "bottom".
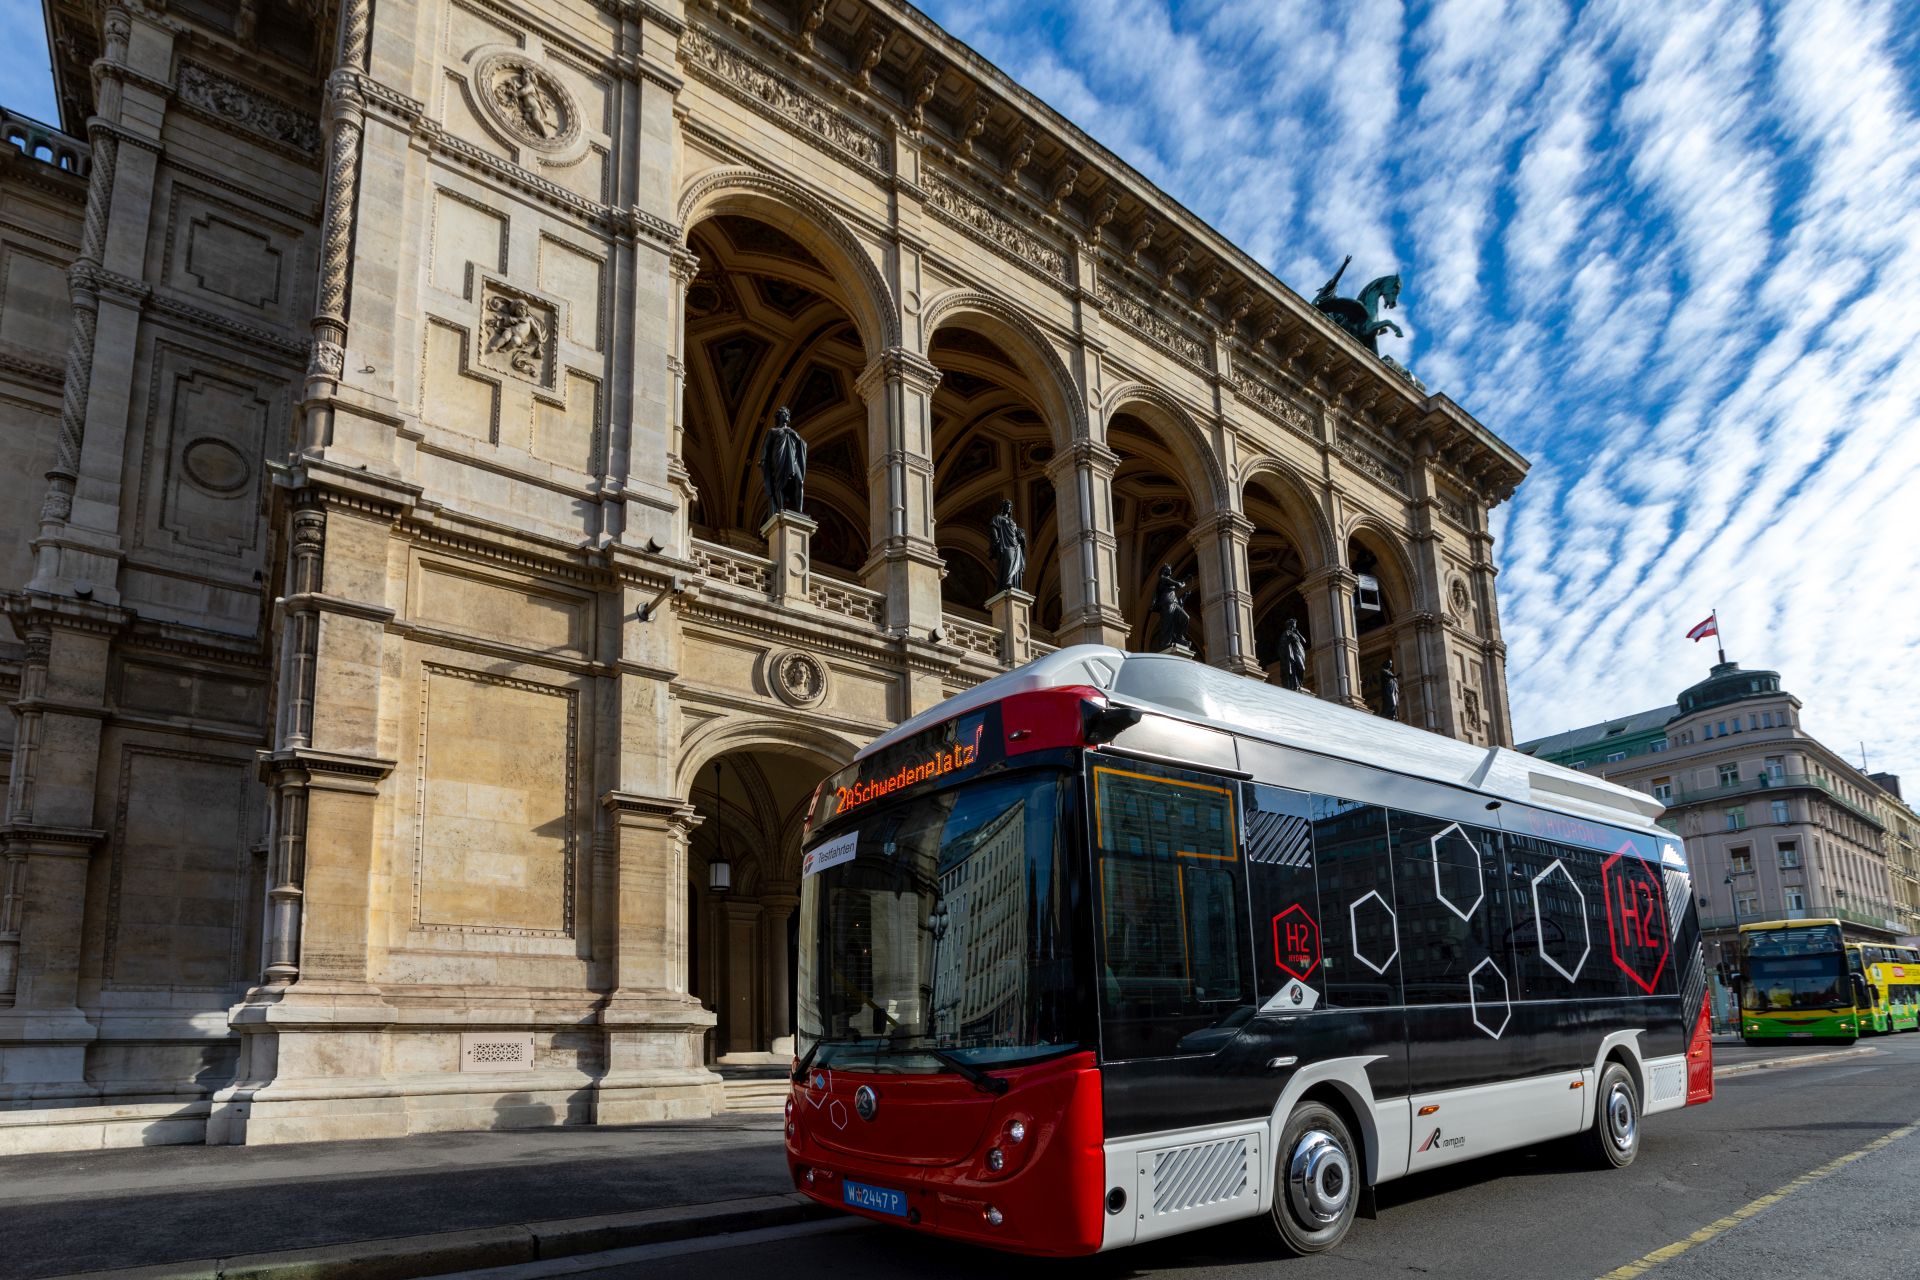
{"left": 1848, "top": 942, "right": 1920, "bottom": 1035}
{"left": 1727, "top": 919, "right": 1863, "bottom": 1041}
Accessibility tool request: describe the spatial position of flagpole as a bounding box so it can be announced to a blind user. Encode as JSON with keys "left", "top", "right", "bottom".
{"left": 1714, "top": 607, "right": 1726, "bottom": 665}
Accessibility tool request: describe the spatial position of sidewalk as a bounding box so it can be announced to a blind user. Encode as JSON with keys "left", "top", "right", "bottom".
{"left": 1, "top": 1114, "right": 810, "bottom": 1280}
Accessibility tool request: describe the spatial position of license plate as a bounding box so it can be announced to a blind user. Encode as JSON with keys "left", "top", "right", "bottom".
{"left": 1789, "top": 1032, "right": 1812, "bottom": 1039}
{"left": 843, "top": 1178, "right": 908, "bottom": 1217}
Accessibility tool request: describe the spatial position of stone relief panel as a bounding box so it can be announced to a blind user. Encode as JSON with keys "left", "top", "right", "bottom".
{"left": 116, "top": 658, "right": 267, "bottom": 727}
{"left": 0, "top": 244, "right": 70, "bottom": 358}
{"left": 766, "top": 648, "right": 828, "bottom": 710}
{"left": 138, "top": 355, "right": 276, "bottom": 562}
{"left": 103, "top": 746, "right": 254, "bottom": 988}
{"left": 474, "top": 51, "right": 581, "bottom": 154}
{"left": 174, "top": 62, "right": 320, "bottom": 153}
{"left": 183, "top": 212, "right": 282, "bottom": 310}
{"left": 479, "top": 282, "right": 553, "bottom": 385}
{"left": 413, "top": 664, "right": 578, "bottom": 937}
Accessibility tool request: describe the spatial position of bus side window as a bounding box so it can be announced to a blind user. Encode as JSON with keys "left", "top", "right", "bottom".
{"left": 1310, "top": 795, "right": 1401, "bottom": 1009}
{"left": 1506, "top": 837, "right": 1620, "bottom": 1000}
{"left": 1093, "top": 761, "right": 1252, "bottom": 1059}
{"left": 1243, "top": 782, "right": 1320, "bottom": 1006}
{"left": 1389, "top": 811, "right": 1509, "bottom": 1007}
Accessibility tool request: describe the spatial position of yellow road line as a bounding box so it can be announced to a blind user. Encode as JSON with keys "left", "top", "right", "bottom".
{"left": 1596, "top": 1119, "right": 1919, "bottom": 1279}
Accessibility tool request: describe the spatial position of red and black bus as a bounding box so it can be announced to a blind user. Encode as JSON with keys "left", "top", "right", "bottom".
{"left": 786, "top": 647, "right": 1713, "bottom": 1256}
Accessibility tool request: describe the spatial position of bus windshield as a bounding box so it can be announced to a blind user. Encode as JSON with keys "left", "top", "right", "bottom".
{"left": 796, "top": 769, "right": 1083, "bottom": 1074}
{"left": 1740, "top": 955, "right": 1848, "bottom": 1011}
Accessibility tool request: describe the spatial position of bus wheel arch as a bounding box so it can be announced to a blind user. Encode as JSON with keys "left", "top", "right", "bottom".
{"left": 1587, "top": 1030, "right": 1646, "bottom": 1127}
{"left": 1297, "top": 1083, "right": 1370, "bottom": 1187}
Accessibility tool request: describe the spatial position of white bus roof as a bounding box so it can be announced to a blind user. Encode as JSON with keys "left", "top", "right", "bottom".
{"left": 864, "top": 645, "right": 1664, "bottom": 834}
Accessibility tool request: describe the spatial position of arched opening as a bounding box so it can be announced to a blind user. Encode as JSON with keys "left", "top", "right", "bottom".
{"left": 1110, "top": 409, "right": 1205, "bottom": 656}
{"left": 1245, "top": 472, "right": 1319, "bottom": 686}
{"left": 680, "top": 214, "right": 871, "bottom": 578}
{"left": 685, "top": 746, "right": 838, "bottom": 1065}
{"left": 1348, "top": 529, "right": 1415, "bottom": 718}
{"left": 927, "top": 325, "right": 1066, "bottom": 640}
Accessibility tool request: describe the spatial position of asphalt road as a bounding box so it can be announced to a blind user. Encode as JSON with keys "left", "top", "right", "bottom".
{"left": 461, "top": 1035, "right": 1920, "bottom": 1280}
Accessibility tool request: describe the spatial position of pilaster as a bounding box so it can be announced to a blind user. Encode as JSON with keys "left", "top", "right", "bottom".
{"left": 1046, "top": 439, "right": 1128, "bottom": 646}
{"left": 856, "top": 348, "right": 944, "bottom": 637}
{"left": 1190, "top": 511, "right": 1260, "bottom": 676}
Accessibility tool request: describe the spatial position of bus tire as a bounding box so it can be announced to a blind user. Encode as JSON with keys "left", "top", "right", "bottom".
{"left": 1269, "top": 1101, "right": 1360, "bottom": 1255}
{"left": 1586, "top": 1061, "right": 1640, "bottom": 1169}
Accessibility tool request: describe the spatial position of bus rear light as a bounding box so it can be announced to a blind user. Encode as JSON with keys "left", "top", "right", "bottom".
{"left": 986, "top": 1148, "right": 1004, "bottom": 1171}
{"left": 984, "top": 1206, "right": 1003, "bottom": 1227}
{"left": 1686, "top": 997, "right": 1715, "bottom": 1106}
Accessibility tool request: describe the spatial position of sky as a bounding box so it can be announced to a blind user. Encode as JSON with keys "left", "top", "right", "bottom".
{"left": 918, "top": 0, "right": 1920, "bottom": 774}
{"left": 3, "top": 3, "right": 1917, "bottom": 773}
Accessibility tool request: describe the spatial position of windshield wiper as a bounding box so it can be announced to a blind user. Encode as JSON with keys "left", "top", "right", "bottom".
{"left": 791, "top": 1032, "right": 879, "bottom": 1083}
{"left": 888, "top": 1033, "right": 1009, "bottom": 1095}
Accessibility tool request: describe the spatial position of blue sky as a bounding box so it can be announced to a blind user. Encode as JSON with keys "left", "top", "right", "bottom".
{"left": 4, "top": 2, "right": 1917, "bottom": 774}
{"left": 921, "top": 0, "right": 1920, "bottom": 773}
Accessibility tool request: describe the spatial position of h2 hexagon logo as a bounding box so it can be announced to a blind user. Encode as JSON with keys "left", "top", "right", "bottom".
{"left": 1602, "top": 847, "right": 1669, "bottom": 995}
{"left": 1272, "top": 903, "right": 1321, "bottom": 982}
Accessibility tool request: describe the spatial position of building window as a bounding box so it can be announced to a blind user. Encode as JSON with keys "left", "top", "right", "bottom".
{"left": 1771, "top": 799, "right": 1790, "bottom": 824}
{"left": 1736, "top": 892, "right": 1760, "bottom": 917}
{"left": 1761, "top": 711, "right": 1773, "bottom": 728}
{"left": 1652, "top": 777, "right": 1673, "bottom": 803}
{"left": 1651, "top": 739, "right": 1670, "bottom": 753}
{"left": 1703, "top": 725, "right": 1714, "bottom": 740}
{"left": 1606, "top": 751, "right": 1627, "bottom": 763}
{"left": 1718, "top": 720, "right": 1728, "bottom": 736}
{"left": 1765, "top": 756, "right": 1784, "bottom": 781}
{"left": 1785, "top": 888, "right": 1806, "bottom": 913}
{"left": 1778, "top": 840, "right": 1800, "bottom": 869}
{"left": 1730, "top": 846, "right": 1754, "bottom": 875}
{"left": 1749, "top": 714, "right": 1759, "bottom": 730}
{"left": 1726, "top": 807, "right": 1746, "bottom": 831}
{"left": 1719, "top": 763, "right": 1740, "bottom": 787}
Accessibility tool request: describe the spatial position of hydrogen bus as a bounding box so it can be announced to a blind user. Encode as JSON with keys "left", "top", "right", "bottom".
{"left": 785, "top": 648, "right": 1713, "bottom": 1256}
{"left": 1849, "top": 942, "right": 1920, "bottom": 1035}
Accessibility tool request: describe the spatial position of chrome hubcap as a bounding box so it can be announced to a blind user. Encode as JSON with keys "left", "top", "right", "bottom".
{"left": 1607, "top": 1083, "right": 1636, "bottom": 1152}
{"left": 1287, "top": 1129, "right": 1352, "bottom": 1225}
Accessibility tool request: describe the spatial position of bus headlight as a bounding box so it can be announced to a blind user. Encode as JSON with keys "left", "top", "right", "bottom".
{"left": 987, "top": 1148, "right": 1004, "bottom": 1171}
{"left": 1006, "top": 1119, "right": 1026, "bottom": 1144}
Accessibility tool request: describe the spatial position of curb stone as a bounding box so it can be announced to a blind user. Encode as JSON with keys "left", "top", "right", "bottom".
{"left": 1712, "top": 1044, "right": 1878, "bottom": 1077}
{"left": 47, "top": 1194, "right": 827, "bottom": 1280}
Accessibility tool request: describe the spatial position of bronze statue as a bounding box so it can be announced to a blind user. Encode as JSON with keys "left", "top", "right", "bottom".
{"left": 1279, "top": 617, "right": 1308, "bottom": 692}
{"left": 988, "top": 499, "right": 1027, "bottom": 592}
{"left": 1312, "top": 255, "right": 1404, "bottom": 357}
{"left": 1379, "top": 658, "right": 1399, "bottom": 720}
{"left": 760, "top": 406, "right": 807, "bottom": 516}
{"left": 1147, "top": 565, "right": 1194, "bottom": 653}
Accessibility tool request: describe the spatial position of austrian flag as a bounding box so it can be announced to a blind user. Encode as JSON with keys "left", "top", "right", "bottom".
{"left": 1686, "top": 614, "right": 1718, "bottom": 642}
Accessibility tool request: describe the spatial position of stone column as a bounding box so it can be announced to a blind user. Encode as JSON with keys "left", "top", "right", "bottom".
{"left": 856, "top": 349, "right": 944, "bottom": 637}
{"left": 760, "top": 894, "right": 798, "bottom": 1056}
{"left": 1047, "top": 440, "right": 1128, "bottom": 647}
{"left": 762, "top": 510, "right": 817, "bottom": 609}
{"left": 1190, "top": 512, "right": 1261, "bottom": 676}
{"left": 1303, "top": 566, "right": 1365, "bottom": 709}
{"left": 987, "top": 589, "right": 1035, "bottom": 667}
{"left": 1405, "top": 436, "right": 1457, "bottom": 737}
{"left": 594, "top": 793, "right": 723, "bottom": 1122}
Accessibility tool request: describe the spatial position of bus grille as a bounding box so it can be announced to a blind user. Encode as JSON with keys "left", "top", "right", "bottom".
{"left": 1150, "top": 1136, "right": 1250, "bottom": 1216}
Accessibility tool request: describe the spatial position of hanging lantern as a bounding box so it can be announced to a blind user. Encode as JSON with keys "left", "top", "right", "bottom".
{"left": 709, "top": 859, "right": 732, "bottom": 893}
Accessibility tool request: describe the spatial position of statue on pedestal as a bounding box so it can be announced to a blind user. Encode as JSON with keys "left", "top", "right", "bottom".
{"left": 1279, "top": 617, "right": 1308, "bottom": 692}
{"left": 1147, "top": 565, "right": 1194, "bottom": 653}
{"left": 760, "top": 406, "right": 807, "bottom": 516}
{"left": 988, "top": 499, "right": 1027, "bottom": 592}
{"left": 1378, "top": 658, "right": 1400, "bottom": 720}
{"left": 1311, "top": 255, "right": 1405, "bottom": 357}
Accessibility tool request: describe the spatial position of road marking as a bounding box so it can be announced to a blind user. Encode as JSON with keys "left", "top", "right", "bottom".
{"left": 1595, "top": 1118, "right": 1919, "bottom": 1279}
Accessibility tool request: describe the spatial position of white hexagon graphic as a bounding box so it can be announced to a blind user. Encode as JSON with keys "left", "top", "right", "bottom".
{"left": 1430, "top": 822, "right": 1484, "bottom": 921}
{"left": 1468, "top": 957, "right": 1511, "bottom": 1039}
{"left": 1531, "top": 858, "right": 1590, "bottom": 982}
{"left": 1350, "top": 890, "right": 1399, "bottom": 974}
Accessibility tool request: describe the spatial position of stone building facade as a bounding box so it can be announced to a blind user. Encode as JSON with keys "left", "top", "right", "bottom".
{"left": 0, "top": 0, "right": 1526, "bottom": 1151}
{"left": 1521, "top": 659, "right": 1920, "bottom": 980}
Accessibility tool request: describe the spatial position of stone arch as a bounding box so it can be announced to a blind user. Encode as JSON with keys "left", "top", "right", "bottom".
{"left": 1345, "top": 515, "right": 1421, "bottom": 612}
{"left": 674, "top": 714, "right": 862, "bottom": 800}
{"left": 920, "top": 289, "right": 1084, "bottom": 446}
{"left": 1241, "top": 457, "right": 1336, "bottom": 568}
{"left": 1101, "top": 383, "right": 1229, "bottom": 511}
{"left": 677, "top": 166, "right": 898, "bottom": 360}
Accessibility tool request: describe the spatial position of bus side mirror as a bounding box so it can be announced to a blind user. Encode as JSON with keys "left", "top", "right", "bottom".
{"left": 1850, "top": 973, "right": 1870, "bottom": 1006}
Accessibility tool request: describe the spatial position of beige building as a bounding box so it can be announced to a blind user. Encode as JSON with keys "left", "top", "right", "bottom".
{"left": 0, "top": 0, "right": 1526, "bottom": 1152}
{"left": 1521, "top": 659, "right": 1919, "bottom": 974}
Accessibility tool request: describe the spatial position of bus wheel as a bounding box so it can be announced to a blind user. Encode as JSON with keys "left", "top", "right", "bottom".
{"left": 1269, "top": 1101, "right": 1359, "bottom": 1255}
{"left": 1585, "top": 1062, "right": 1640, "bottom": 1169}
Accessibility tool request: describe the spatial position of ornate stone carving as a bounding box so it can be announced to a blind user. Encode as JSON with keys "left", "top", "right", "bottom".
{"left": 907, "top": 65, "right": 938, "bottom": 131}
{"left": 1090, "top": 192, "right": 1118, "bottom": 244}
{"left": 474, "top": 52, "right": 579, "bottom": 153}
{"left": 1095, "top": 279, "right": 1206, "bottom": 367}
{"left": 768, "top": 648, "right": 828, "bottom": 708}
{"left": 176, "top": 63, "right": 322, "bottom": 152}
{"left": 1006, "top": 123, "right": 1033, "bottom": 179}
{"left": 679, "top": 28, "right": 884, "bottom": 169}
{"left": 923, "top": 173, "right": 1065, "bottom": 280}
{"left": 1336, "top": 434, "right": 1410, "bottom": 495}
{"left": 1235, "top": 370, "right": 1318, "bottom": 443}
{"left": 481, "top": 287, "right": 551, "bottom": 382}
{"left": 800, "top": 0, "right": 828, "bottom": 51}
{"left": 962, "top": 97, "right": 990, "bottom": 154}
{"left": 1050, "top": 159, "right": 1079, "bottom": 213}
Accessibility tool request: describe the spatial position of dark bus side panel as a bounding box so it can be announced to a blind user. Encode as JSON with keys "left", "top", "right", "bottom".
{"left": 1094, "top": 740, "right": 1698, "bottom": 1140}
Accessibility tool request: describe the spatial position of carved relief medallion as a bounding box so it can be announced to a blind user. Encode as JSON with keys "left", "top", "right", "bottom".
{"left": 474, "top": 52, "right": 579, "bottom": 153}
{"left": 768, "top": 648, "right": 828, "bottom": 709}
